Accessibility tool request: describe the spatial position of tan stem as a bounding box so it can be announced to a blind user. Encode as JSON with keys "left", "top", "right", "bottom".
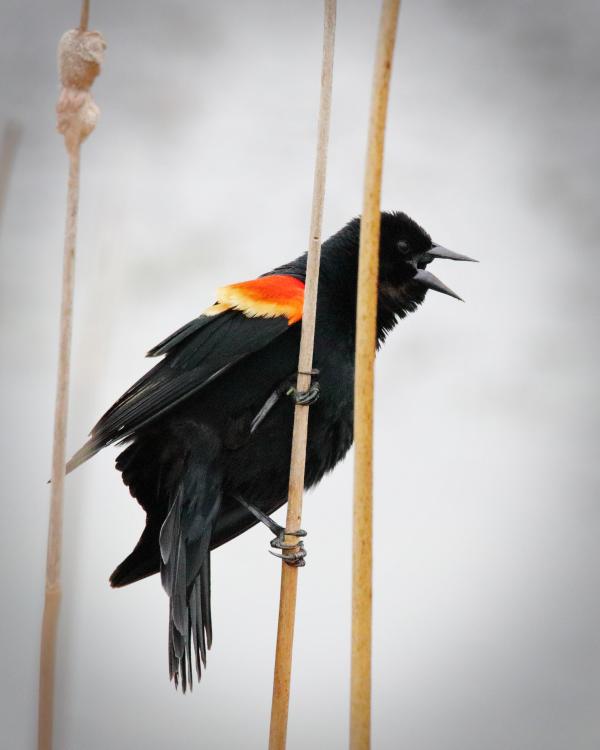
{"left": 38, "top": 143, "right": 81, "bottom": 750}
{"left": 38, "top": 586, "right": 62, "bottom": 750}
{"left": 79, "top": 0, "right": 90, "bottom": 31}
{"left": 350, "top": 1, "right": 401, "bottom": 749}
{"left": 268, "top": 2, "right": 337, "bottom": 748}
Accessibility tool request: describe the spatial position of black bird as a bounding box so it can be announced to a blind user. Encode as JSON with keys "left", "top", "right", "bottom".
{"left": 67, "top": 211, "right": 475, "bottom": 690}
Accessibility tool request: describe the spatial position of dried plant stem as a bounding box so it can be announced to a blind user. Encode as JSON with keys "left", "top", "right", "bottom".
{"left": 79, "top": 0, "right": 90, "bottom": 31}
{"left": 268, "top": 2, "right": 336, "bottom": 748}
{"left": 350, "top": 1, "right": 401, "bottom": 748}
{"left": 38, "top": 143, "right": 81, "bottom": 750}
{"left": 39, "top": 3, "right": 105, "bottom": 747}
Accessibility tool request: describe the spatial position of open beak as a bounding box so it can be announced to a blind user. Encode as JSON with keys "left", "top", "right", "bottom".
{"left": 425, "top": 245, "right": 478, "bottom": 263}
{"left": 413, "top": 269, "right": 463, "bottom": 301}
{"left": 414, "top": 244, "right": 477, "bottom": 301}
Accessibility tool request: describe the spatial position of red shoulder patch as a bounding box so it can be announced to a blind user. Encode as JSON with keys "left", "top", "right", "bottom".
{"left": 204, "top": 275, "right": 305, "bottom": 325}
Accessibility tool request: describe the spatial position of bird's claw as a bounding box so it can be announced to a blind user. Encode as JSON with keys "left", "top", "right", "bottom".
{"left": 287, "top": 382, "right": 320, "bottom": 406}
{"left": 251, "top": 370, "right": 320, "bottom": 434}
{"left": 269, "top": 541, "right": 307, "bottom": 567}
{"left": 286, "top": 368, "right": 320, "bottom": 406}
{"left": 269, "top": 529, "right": 308, "bottom": 567}
{"left": 270, "top": 527, "right": 307, "bottom": 549}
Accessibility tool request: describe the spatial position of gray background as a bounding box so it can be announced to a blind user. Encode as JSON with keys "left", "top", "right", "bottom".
{"left": 1, "top": 0, "right": 599, "bottom": 748}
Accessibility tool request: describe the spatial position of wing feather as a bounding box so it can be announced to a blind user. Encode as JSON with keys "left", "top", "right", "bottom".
{"left": 67, "top": 273, "right": 306, "bottom": 472}
{"left": 67, "top": 312, "right": 289, "bottom": 472}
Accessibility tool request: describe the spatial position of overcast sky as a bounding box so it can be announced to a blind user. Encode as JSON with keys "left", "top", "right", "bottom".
{"left": 1, "top": 1, "right": 599, "bottom": 748}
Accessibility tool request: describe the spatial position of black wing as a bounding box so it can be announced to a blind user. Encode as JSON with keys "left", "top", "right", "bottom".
{"left": 67, "top": 309, "right": 290, "bottom": 472}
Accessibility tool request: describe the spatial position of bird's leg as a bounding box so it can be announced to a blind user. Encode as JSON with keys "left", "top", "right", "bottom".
{"left": 250, "top": 369, "right": 320, "bottom": 434}
{"left": 243, "top": 369, "right": 319, "bottom": 566}
{"left": 233, "top": 493, "right": 285, "bottom": 536}
{"left": 250, "top": 388, "right": 284, "bottom": 434}
{"left": 232, "top": 494, "right": 307, "bottom": 567}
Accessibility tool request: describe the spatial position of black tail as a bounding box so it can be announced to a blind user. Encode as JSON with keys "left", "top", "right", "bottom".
{"left": 156, "top": 421, "right": 222, "bottom": 690}
{"left": 159, "top": 486, "right": 215, "bottom": 690}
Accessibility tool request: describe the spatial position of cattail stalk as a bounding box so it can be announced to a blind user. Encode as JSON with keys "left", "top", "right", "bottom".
{"left": 38, "top": 146, "right": 80, "bottom": 750}
{"left": 350, "top": 1, "right": 401, "bottom": 748}
{"left": 38, "top": 4, "right": 105, "bottom": 748}
{"left": 268, "top": 2, "right": 337, "bottom": 748}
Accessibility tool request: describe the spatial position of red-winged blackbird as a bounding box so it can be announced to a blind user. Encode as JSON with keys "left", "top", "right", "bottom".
{"left": 68, "top": 211, "right": 475, "bottom": 690}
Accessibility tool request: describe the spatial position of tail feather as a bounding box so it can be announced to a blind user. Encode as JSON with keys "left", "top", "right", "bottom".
{"left": 163, "top": 536, "right": 215, "bottom": 690}
{"left": 158, "top": 422, "right": 222, "bottom": 690}
{"left": 106, "top": 418, "right": 221, "bottom": 690}
{"left": 200, "top": 557, "right": 212, "bottom": 650}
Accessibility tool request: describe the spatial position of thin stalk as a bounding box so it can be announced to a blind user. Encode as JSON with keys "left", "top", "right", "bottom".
{"left": 38, "top": 143, "right": 81, "bottom": 750}
{"left": 268, "top": 2, "right": 337, "bottom": 748}
{"left": 350, "top": 2, "right": 401, "bottom": 749}
{"left": 39, "top": 1, "right": 104, "bottom": 746}
{"left": 79, "top": 0, "right": 89, "bottom": 31}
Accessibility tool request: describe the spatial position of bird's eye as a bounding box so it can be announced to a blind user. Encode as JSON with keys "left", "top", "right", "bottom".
{"left": 397, "top": 240, "right": 408, "bottom": 252}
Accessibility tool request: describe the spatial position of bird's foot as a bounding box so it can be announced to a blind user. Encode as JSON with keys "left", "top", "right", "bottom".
{"left": 232, "top": 494, "right": 308, "bottom": 566}
{"left": 251, "top": 370, "right": 320, "bottom": 434}
{"left": 269, "top": 528, "right": 308, "bottom": 567}
{"left": 286, "top": 368, "right": 320, "bottom": 406}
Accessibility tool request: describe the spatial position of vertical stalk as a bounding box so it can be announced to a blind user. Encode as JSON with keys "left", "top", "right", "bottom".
{"left": 79, "top": 0, "right": 90, "bottom": 31}
{"left": 38, "top": 3, "right": 104, "bottom": 747}
{"left": 38, "top": 143, "right": 81, "bottom": 750}
{"left": 268, "top": 2, "right": 337, "bottom": 748}
{"left": 350, "top": 2, "right": 401, "bottom": 748}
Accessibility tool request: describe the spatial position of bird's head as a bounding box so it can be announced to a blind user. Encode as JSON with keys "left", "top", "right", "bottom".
{"left": 374, "top": 211, "right": 476, "bottom": 337}
{"left": 316, "top": 211, "right": 476, "bottom": 340}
